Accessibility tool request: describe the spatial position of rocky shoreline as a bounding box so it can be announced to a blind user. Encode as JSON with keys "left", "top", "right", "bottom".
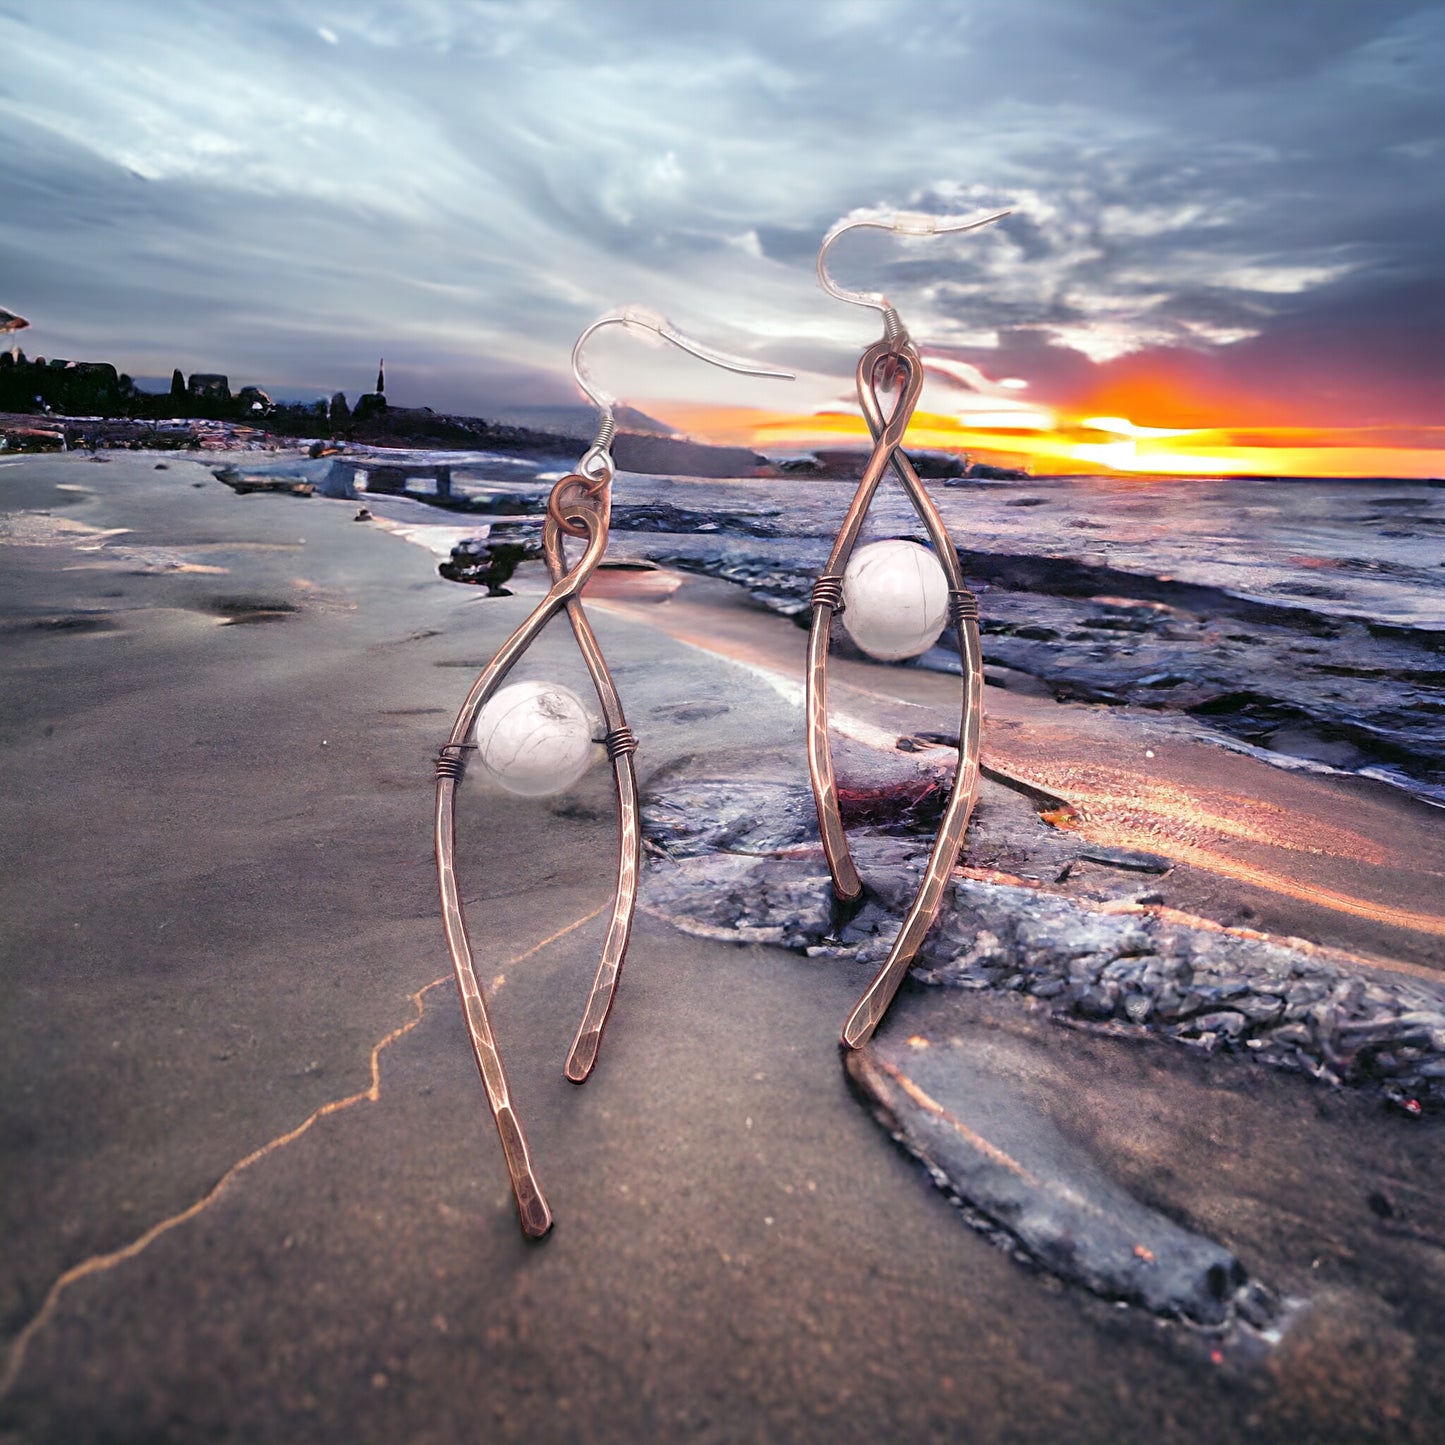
{"left": 642, "top": 769, "right": 1445, "bottom": 1113}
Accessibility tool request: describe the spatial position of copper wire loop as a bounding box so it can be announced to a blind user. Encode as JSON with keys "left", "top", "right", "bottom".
{"left": 604, "top": 726, "right": 639, "bottom": 761}
{"left": 811, "top": 575, "right": 846, "bottom": 612}
{"left": 546, "top": 472, "right": 608, "bottom": 537}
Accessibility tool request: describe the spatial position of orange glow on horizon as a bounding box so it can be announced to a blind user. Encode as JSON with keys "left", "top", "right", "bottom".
{"left": 650, "top": 401, "right": 1445, "bottom": 480}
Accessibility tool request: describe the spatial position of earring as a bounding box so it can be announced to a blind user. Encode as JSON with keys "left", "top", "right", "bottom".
{"left": 805, "top": 209, "right": 1009, "bottom": 1050}
{"left": 434, "top": 308, "right": 792, "bottom": 1237}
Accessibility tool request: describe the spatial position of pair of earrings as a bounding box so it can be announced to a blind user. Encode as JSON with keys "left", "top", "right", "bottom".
{"left": 436, "top": 209, "right": 1006, "bottom": 1236}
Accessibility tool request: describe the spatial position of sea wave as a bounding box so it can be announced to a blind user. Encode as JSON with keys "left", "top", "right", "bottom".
{"left": 212, "top": 451, "right": 1445, "bottom": 806}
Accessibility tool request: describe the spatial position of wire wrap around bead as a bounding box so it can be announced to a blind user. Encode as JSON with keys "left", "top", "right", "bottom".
{"left": 811, "top": 575, "right": 847, "bottom": 613}
{"left": 604, "top": 726, "right": 639, "bottom": 761}
{"left": 948, "top": 588, "right": 980, "bottom": 624}
{"left": 434, "top": 743, "right": 473, "bottom": 781}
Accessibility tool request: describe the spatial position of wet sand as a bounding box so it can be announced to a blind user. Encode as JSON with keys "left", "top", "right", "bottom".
{"left": 1, "top": 454, "right": 1442, "bottom": 1443}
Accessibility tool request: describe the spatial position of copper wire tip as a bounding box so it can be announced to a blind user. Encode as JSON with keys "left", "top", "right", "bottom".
{"left": 841, "top": 1004, "right": 879, "bottom": 1051}
{"left": 565, "top": 1028, "right": 602, "bottom": 1083}
{"left": 518, "top": 1193, "right": 554, "bottom": 1239}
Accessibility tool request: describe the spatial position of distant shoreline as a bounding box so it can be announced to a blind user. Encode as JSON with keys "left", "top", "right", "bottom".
{"left": 0, "top": 410, "right": 1438, "bottom": 487}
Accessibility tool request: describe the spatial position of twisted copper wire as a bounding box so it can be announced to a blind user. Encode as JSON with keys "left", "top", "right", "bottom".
{"left": 433, "top": 473, "right": 642, "bottom": 1237}
{"left": 804, "top": 339, "right": 985, "bottom": 1050}
{"left": 546, "top": 472, "right": 609, "bottom": 537}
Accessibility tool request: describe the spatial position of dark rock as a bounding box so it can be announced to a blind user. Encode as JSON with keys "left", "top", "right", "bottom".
{"left": 641, "top": 776, "right": 817, "bottom": 858}
{"left": 962, "top": 462, "right": 1030, "bottom": 480}
{"left": 1173, "top": 1010, "right": 1250, "bottom": 1043}
{"left": 639, "top": 772, "right": 1445, "bottom": 1109}
{"left": 908, "top": 449, "right": 968, "bottom": 480}
{"left": 611, "top": 502, "right": 784, "bottom": 538}
{"left": 438, "top": 536, "right": 541, "bottom": 594}
{"left": 848, "top": 1039, "right": 1253, "bottom": 1326}
{"left": 1074, "top": 846, "right": 1173, "bottom": 874}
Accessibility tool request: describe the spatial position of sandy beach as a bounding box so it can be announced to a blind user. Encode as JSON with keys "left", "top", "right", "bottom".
{"left": 2, "top": 452, "right": 1443, "bottom": 1443}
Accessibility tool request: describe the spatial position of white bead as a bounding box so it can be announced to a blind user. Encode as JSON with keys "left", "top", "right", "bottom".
{"left": 474, "top": 681, "right": 597, "bottom": 796}
{"left": 840, "top": 539, "right": 950, "bottom": 661}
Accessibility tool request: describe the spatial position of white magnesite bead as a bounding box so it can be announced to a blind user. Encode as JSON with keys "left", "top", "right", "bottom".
{"left": 474, "top": 681, "right": 597, "bottom": 796}
{"left": 840, "top": 539, "right": 950, "bottom": 661}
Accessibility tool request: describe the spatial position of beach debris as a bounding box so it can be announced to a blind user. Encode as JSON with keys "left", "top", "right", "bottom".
{"left": 440, "top": 534, "right": 541, "bottom": 594}
{"left": 0, "top": 420, "right": 65, "bottom": 453}
{"left": 211, "top": 465, "right": 314, "bottom": 497}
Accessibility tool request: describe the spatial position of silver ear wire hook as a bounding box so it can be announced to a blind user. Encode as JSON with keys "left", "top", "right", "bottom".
{"left": 816, "top": 209, "right": 1011, "bottom": 344}
{"left": 570, "top": 307, "right": 794, "bottom": 479}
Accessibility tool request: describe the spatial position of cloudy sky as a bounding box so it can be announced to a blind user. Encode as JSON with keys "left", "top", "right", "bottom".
{"left": 2, "top": 0, "right": 1441, "bottom": 473}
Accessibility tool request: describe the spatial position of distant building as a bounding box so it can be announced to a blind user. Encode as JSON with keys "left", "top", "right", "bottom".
{"left": 1, "top": 306, "right": 27, "bottom": 359}
{"left": 188, "top": 373, "right": 231, "bottom": 403}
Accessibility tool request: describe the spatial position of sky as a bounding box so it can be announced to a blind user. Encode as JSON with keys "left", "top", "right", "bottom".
{"left": 1, "top": 0, "right": 1442, "bottom": 476}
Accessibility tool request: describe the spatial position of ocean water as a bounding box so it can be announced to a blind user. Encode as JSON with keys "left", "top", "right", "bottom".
{"left": 317, "top": 456, "right": 1445, "bottom": 631}
{"left": 850, "top": 472, "right": 1445, "bottom": 632}
{"left": 229, "top": 451, "right": 1445, "bottom": 805}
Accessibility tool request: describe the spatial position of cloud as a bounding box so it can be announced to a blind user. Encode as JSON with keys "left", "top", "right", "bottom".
{"left": 0, "top": 0, "right": 1438, "bottom": 424}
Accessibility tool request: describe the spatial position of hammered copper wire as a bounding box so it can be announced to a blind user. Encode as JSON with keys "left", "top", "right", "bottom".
{"left": 804, "top": 339, "right": 985, "bottom": 1050}
{"left": 433, "top": 476, "right": 642, "bottom": 1237}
